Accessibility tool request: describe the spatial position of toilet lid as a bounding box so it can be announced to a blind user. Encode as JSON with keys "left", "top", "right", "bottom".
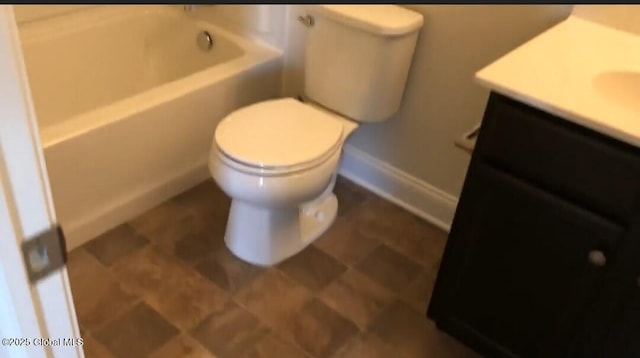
{"left": 215, "top": 98, "right": 344, "bottom": 169}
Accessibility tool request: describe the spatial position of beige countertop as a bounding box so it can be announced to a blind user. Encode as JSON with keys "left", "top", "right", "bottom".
{"left": 475, "top": 15, "right": 640, "bottom": 147}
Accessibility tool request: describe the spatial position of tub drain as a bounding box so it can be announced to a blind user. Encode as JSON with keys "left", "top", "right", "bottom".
{"left": 197, "top": 31, "right": 214, "bottom": 51}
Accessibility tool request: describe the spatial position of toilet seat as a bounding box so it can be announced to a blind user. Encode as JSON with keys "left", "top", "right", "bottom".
{"left": 215, "top": 98, "right": 344, "bottom": 175}
{"left": 215, "top": 141, "right": 341, "bottom": 176}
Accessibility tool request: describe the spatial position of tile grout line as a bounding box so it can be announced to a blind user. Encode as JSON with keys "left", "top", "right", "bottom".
{"left": 228, "top": 289, "right": 318, "bottom": 358}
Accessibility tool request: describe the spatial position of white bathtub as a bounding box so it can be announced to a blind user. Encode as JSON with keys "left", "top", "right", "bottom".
{"left": 18, "top": 5, "right": 283, "bottom": 249}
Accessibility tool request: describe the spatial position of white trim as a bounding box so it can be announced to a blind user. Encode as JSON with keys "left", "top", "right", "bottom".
{"left": 338, "top": 144, "right": 459, "bottom": 231}
{"left": 0, "top": 5, "right": 82, "bottom": 358}
{"left": 0, "top": 155, "right": 48, "bottom": 358}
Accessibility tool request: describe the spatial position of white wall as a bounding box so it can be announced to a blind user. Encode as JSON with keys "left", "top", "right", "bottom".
{"left": 283, "top": 5, "right": 572, "bottom": 227}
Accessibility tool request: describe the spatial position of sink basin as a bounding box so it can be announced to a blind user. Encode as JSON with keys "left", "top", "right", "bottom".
{"left": 593, "top": 71, "right": 640, "bottom": 113}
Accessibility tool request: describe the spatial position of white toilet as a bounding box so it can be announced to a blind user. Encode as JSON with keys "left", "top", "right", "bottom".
{"left": 209, "top": 5, "right": 424, "bottom": 266}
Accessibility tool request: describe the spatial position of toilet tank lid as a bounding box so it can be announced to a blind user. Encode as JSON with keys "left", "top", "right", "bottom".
{"left": 312, "top": 5, "right": 424, "bottom": 36}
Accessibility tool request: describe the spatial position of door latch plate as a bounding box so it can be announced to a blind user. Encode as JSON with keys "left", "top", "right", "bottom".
{"left": 21, "top": 225, "right": 67, "bottom": 284}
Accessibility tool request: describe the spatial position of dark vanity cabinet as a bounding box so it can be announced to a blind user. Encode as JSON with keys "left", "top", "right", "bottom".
{"left": 428, "top": 92, "right": 640, "bottom": 358}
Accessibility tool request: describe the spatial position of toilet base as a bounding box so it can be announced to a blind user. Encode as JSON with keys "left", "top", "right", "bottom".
{"left": 224, "top": 193, "right": 338, "bottom": 266}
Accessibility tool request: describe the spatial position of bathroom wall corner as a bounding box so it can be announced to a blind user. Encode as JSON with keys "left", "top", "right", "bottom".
{"left": 281, "top": 5, "right": 572, "bottom": 229}
{"left": 339, "top": 144, "right": 458, "bottom": 231}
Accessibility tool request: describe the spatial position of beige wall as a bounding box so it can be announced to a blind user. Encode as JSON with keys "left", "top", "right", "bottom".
{"left": 13, "top": 5, "right": 93, "bottom": 24}
{"left": 189, "top": 5, "right": 287, "bottom": 49}
{"left": 13, "top": 5, "right": 288, "bottom": 48}
{"left": 283, "top": 5, "right": 571, "bottom": 197}
{"left": 572, "top": 5, "right": 640, "bottom": 35}
{"left": 12, "top": 4, "right": 573, "bottom": 201}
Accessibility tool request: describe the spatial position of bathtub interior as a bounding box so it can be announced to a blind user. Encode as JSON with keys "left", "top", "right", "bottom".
{"left": 19, "top": 5, "right": 246, "bottom": 128}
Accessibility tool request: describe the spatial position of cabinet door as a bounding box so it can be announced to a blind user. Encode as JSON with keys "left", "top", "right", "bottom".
{"left": 594, "top": 287, "right": 640, "bottom": 358}
{"left": 429, "top": 163, "right": 623, "bottom": 358}
{"left": 478, "top": 93, "right": 640, "bottom": 224}
{"left": 574, "top": 219, "right": 640, "bottom": 358}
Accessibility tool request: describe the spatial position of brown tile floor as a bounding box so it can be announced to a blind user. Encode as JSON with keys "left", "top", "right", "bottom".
{"left": 68, "top": 176, "right": 480, "bottom": 358}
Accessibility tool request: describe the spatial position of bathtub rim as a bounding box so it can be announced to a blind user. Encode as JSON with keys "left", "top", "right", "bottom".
{"left": 19, "top": 5, "right": 282, "bottom": 147}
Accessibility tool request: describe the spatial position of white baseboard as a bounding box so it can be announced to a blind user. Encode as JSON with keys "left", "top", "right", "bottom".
{"left": 63, "top": 163, "right": 210, "bottom": 251}
{"left": 338, "top": 144, "right": 459, "bottom": 232}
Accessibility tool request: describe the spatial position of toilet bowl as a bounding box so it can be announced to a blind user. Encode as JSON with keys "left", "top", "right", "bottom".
{"left": 207, "top": 5, "right": 424, "bottom": 266}
{"left": 209, "top": 97, "right": 357, "bottom": 266}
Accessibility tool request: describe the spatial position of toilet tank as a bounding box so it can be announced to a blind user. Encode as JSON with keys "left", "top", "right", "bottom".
{"left": 304, "top": 5, "right": 424, "bottom": 122}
